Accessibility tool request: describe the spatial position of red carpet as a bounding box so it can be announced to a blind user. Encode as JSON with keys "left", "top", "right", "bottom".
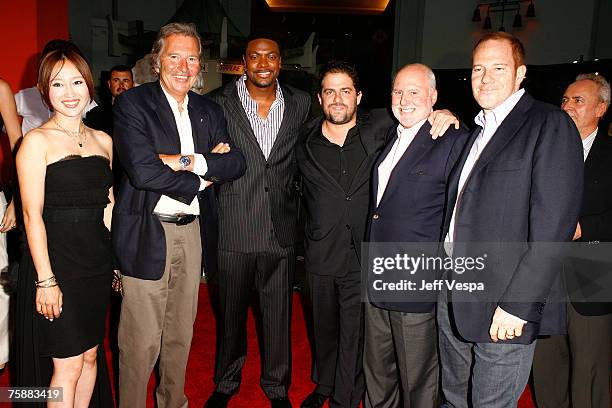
{"left": 0, "top": 283, "right": 537, "bottom": 407}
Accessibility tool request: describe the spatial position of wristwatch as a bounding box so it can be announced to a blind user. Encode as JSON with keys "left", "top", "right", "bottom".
{"left": 179, "top": 155, "right": 192, "bottom": 169}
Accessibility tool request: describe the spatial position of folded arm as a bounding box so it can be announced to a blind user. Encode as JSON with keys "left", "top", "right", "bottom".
{"left": 113, "top": 95, "right": 201, "bottom": 204}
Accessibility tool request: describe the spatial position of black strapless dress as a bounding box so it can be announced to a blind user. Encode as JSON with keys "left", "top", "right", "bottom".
{"left": 15, "top": 155, "right": 114, "bottom": 407}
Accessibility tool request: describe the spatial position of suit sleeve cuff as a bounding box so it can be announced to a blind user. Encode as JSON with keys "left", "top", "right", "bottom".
{"left": 193, "top": 154, "right": 208, "bottom": 176}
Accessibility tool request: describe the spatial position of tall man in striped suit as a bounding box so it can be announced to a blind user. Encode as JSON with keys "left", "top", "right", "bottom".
{"left": 206, "top": 37, "right": 310, "bottom": 408}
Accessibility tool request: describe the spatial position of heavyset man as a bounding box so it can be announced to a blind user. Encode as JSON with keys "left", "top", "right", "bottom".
{"left": 112, "top": 22, "right": 246, "bottom": 408}
{"left": 532, "top": 73, "right": 612, "bottom": 408}
{"left": 437, "top": 32, "right": 583, "bottom": 407}
{"left": 364, "top": 63, "right": 468, "bottom": 408}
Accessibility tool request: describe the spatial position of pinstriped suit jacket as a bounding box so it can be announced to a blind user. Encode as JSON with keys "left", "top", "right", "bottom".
{"left": 209, "top": 80, "right": 310, "bottom": 252}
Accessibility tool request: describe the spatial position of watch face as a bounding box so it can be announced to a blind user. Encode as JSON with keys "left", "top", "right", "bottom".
{"left": 180, "top": 155, "right": 192, "bottom": 168}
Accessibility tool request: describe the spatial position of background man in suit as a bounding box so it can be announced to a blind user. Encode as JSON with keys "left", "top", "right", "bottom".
{"left": 206, "top": 37, "right": 310, "bottom": 408}
{"left": 112, "top": 23, "right": 245, "bottom": 408}
{"left": 86, "top": 65, "right": 134, "bottom": 186}
{"left": 532, "top": 73, "right": 612, "bottom": 408}
{"left": 85, "top": 65, "right": 134, "bottom": 136}
{"left": 364, "top": 63, "right": 468, "bottom": 408}
{"left": 437, "top": 32, "right": 583, "bottom": 407}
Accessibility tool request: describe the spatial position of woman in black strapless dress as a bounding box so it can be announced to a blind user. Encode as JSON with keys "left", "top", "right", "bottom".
{"left": 15, "top": 47, "right": 114, "bottom": 407}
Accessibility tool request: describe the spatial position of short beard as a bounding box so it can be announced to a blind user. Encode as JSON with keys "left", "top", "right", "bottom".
{"left": 324, "top": 105, "right": 356, "bottom": 125}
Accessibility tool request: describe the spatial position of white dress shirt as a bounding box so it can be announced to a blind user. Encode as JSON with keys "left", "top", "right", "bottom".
{"left": 582, "top": 128, "right": 597, "bottom": 161}
{"left": 376, "top": 118, "right": 427, "bottom": 206}
{"left": 445, "top": 88, "right": 525, "bottom": 246}
{"left": 153, "top": 87, "right": 209, "bottom": 216}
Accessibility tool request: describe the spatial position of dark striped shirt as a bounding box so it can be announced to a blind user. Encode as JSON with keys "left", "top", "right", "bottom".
{"left": 236, "top": 76, "right": 285, "bottom": 159}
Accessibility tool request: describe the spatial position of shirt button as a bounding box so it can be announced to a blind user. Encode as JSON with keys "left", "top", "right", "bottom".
{"left": 346, "top": 224, "right": 351, "bottom": 230}
{"left": 372, "top": 213, "right": 379, "bottom": 220}
{"left": 345, "top": 196, "right": 351, "bottom": 201}
{"left": 342, "top": 170, "right": 347, "bottom": 174}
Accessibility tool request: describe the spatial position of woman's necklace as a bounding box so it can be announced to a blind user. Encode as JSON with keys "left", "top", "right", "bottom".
{"left": 53, "top": 117, "right": 86, "bottom": 148}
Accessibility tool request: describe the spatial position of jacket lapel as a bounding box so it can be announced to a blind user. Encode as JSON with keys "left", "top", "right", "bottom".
{"left": 584, "top": 130, "right": 606, "bottom": 178}
{"left": 224, "top": 82, "right": 262, "bottom": 152}
{"left": 346, "top": 111, "right": 386, "bottom": 194}
{"left": 303, "top": 117, "right": 346, "bottom": 191}
{"left": 443, "top": 125, "right": 481, "bottom": 233}
{"left": 187, "top": 92, "right": 208, "bottom": 153}
{"left": 376, "top": 122, "right": 436, "bottom": 207}
{"left": 467, "top": 93, "right": 533, "bottom": 180}
{"left": 153, "top": 82, "right": 181, "bottom": 152}
{"left": 268, "top": 85, "right": 296, "bottom": 160}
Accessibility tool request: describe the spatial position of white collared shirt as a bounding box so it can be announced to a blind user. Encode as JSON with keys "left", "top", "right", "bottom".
{"left": 153, "top": 86, "right": 209, "bottom": 216}
{"left": 445, "top": 88, "right": 525, "bottom": 245}
{"left": 376, "top": 118, "right": 427, "bottom": 206}
{"left": 582, "top": 128, "right": 597, "bottom": 161}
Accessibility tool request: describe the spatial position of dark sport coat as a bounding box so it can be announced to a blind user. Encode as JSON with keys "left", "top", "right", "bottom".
{"left": 112, "top": 81, "right": 246, "bottom": 280}
{"left": 442, "top": 92, "right": 583, "bottom": 344}
{"left": 296, "top": 109, "right": 393, "bottom": 277}
{"left": 570, "top": 129, "right": 612, "bottom": 316}
{"left": 368, "top": 121, "right": 469, "bottom": 312}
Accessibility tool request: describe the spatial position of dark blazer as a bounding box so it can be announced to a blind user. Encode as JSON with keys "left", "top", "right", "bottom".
{"left": 209, "top": 80, "right": 310, "bottom": 251}
{"left": 442, "top": 92, "right": 583, "bottom": 344}
{"left": 368, "top": 122, "right": 469, "bottom": 312}
{"left": 112, "top": 81, "right": 246, "bottom": 280}
{"left": 296, "top": 109, "right": 392, "bottom": 277}
{"left": 570, "top": 130, "right": 612, "bottom": 316}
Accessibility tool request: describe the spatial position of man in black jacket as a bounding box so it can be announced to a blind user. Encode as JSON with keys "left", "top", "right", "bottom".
{"left": 297, "top": 61, "right": 458, "bottom": 408}
{"left": 113, "top": 23, "right": 246, "bottom": 408}
{"left": 532, "top": 73, "right": 612, "bottom": 408}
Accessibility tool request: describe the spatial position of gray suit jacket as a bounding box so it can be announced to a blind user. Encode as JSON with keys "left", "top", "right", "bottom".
{"left": 209, "top": 79, "right": 310, "bottom": 251}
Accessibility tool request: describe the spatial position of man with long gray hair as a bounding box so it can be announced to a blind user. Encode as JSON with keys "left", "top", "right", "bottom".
{"left": 112, "top": 22, "right": 246, "bottom": 407}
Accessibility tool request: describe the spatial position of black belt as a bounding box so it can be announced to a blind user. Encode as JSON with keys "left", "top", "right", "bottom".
{"left": 156, "top": 213, "right": 198, "bottom": 226}
{"left": 43, "top": 208, "right": 104, "bottom": 223}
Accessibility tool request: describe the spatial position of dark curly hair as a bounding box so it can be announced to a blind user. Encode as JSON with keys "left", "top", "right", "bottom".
{"left": 318, "top": 60, "right": 361, "bottom": 94}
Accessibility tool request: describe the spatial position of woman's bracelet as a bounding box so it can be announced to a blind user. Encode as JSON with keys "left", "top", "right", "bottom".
{"left": 37, "top": 283, "right": 58, "bottom": 288}
{"left": 35, "top": 275, "right": 57, "bottom": 288}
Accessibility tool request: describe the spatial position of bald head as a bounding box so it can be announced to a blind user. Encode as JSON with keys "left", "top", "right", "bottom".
{"left": 391, "top": 64, "right": 438, "bottom": 128}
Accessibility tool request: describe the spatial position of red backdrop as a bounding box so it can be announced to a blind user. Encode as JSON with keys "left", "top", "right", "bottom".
{"left": 0, "top": 0, "right": 69, "bottom": 90}
{"left": 0, "top": 0, "right": 68, "bottom": 185}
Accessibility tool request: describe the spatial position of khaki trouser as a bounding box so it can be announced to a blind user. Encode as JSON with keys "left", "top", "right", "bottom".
{"left": 118, "top": 220, "right": 202, "bottom": 408}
